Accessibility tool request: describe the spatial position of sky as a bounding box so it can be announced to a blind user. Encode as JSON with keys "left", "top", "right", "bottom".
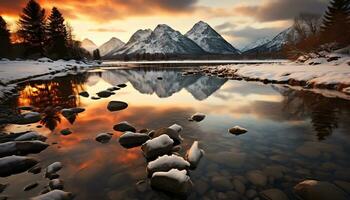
{"left": 0, "top": 0, "right": 329, "bottom": 49}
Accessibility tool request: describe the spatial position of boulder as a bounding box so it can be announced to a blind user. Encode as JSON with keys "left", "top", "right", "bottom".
{"left": 97, "top": 90, "right": 114, "bottom": 98}
{"left": 107, "top": 101, "right": 128, "bottom": 112}
{"left": 228, "top": 126, "right": 248, "bottom": 135}
{"left": 190, "top": 113, "right": 205, "bottom": 122}
{"left": 24, "top": 182, "right": 39, "bottom": 191}
{"left": 246, "top": 170, "right": 267, "bottom": 187}
{"left": 95, "top": 133, "right": 112, "bottom": 143}
{"left": 117, "top": 84, "right": 127, "bottom": 88}
{"left": 141, "top": 135, "right": 174, "bottom": 160}
{"left": 46, "top": 162, "right": 63, "bottom": 178}
{"left": 14, "top": 131, "right": 47, "bottom": 142}
{"left": 294, "top": 180, "right": 349, "bottom": 200}
{"left": 151, "top": 128, "right": 183, "bottom": 145}
{"left": 0, "top": 141, "right": 49, "bottom": 157}
{"left": 185, "top": 141, "right": 204, "bottom": 168}
{"left": 119, "top": 132, "right": 150, "bottom": 148}
{"left": 30, "top": 190, "right": 74, "bottom": 200}
{"left": 15, "top": 112, "right": 41, "bottom": 124}
{"left": 113, "top": 121, "right": 136, "bottom": 132}
{"left": 147, "top": 155, "right": 190, "bottom": 176}
{"left": 0, "top": 156, "right": 38, "bottom": 177}
{"left": 168, "top": 124, "right": 183, "bottom": 133}
{"left": 60, "top": 129, "right": 72, "bottom": 136}
{"left": 79, "top": 91, "right": 89, "bottom": 98}
{"left": 151, "top": 169, "right": 192, "bottom": 195}
{"left": 49, "top": 179, "right": 64, "bottom": 190}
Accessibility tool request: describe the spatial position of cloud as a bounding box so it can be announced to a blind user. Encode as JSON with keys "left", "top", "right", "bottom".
{"left": 234, "top": 0, "right": 328, "bottom": 22}
{"left": 88, "top": 28, "right": 126, "bottom": 32}
{"left": 215, "top": 22, "right": 236, "bottom": 31}
{"left": 226, "top": 26, "right": 283, "bottom": 40}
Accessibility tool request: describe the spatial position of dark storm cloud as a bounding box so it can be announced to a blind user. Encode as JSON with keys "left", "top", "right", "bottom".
{"left": 235, "top": 0, "right": 329, "bottom": 21}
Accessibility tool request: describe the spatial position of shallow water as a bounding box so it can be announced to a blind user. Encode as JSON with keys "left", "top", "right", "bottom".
{"left": 1, "top": 66, "right": 350, "bottom": 199}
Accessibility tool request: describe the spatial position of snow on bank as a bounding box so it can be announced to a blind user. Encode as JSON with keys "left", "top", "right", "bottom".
{"left": 0, "top": 58, "right": 98, "bottom": 100}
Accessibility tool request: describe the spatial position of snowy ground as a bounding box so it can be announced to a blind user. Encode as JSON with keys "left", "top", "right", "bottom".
{"left": 0, "top": 58, "right": 98, "bottom": 100}
{"left": 203, "top": 52, "right": 350, "bottom": 96}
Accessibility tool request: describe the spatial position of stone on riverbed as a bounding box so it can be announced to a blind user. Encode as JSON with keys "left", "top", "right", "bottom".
{"left": 151, "top": 128, "right": 183, "bottom": 145}
{"left": 189, "top": 113, "right": 205, "bottom": 122}
{"left": 141, "top": 135, "right": 174, "bottom": 160}
{"left": 151, "top": 169, "right": 192, "bottom": 195}
{"left": 79, "top": 91, "right": 89, "bottom": 98}
{"left": 119, "top": 132, "right": 150, "bottom": 148}
{"left": 24, "top": 182, "right": 39, "bottom": 191}
{"left": 15, "top": 131, "right": 47, "bottom": 142}
{"left": 0, "top": 156, "right": 38, "bottom": 177}
{"left": 61, "top": 108, "right": 85, "bottom": 119}
{"left": 147, "top": 155, "right": 190, "bottom": 176}
{"left": 30, "top": 190, "right": 74, "bottom": 200}
{"left": 95, "top": 133, "right": 112, "bottom": 143}
{"left": 185, "top": 141, "right": 204, "bottom": 169}
{"left": 15, "top": 112, "right": 42, "bottom": 124}
{"left": 246, "top": 170, "right": 267, "bottom": 187}
{"left": 60, "top": 129, "right": 72, "bottom": 136}
{"left": 113, "top": 121, "right": 136, "bottom": 132}
{"left": 229, "top": 126, "right": 248, "bottom": 135}
{"left": 49, "top": 179, "right": 64, "bottom": 190}
{"left": 45, "top": 162, "right": 63, "bottom": 178}
{"left": 294, "top": 180, "right": 349, "bottom": 200}
{"left": 107, "top": 101, "right": 128, "bottom": 112}
{"left": 260, "top": 189, "right": 289, "bottom": 200}
{"left": 97, "top": 90, "right": 114, "bottom": 98}
{"left": 168, "top": 124, "right": 183, "bottom": 133}
{"left": 0, "top": 141, "right": 49, "bottom": 157}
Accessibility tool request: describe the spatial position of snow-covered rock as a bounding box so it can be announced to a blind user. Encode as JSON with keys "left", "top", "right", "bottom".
{"left": 15, "top": 131, "right": 47, "bottom": 142}
{"left": 151, "top": 169, "right": 192, "bottom": 195}
{"left": 0, "top": 141, "right": 49, "bottom": 157}
{"left": 168, "top": 124, "right": 183, "bottom": 133}
{"left": 37, "top": 57, "right": 53, "bottom": 63}
{"left": 30, "top": 190, "right": 74, "bottom": 200}
{"left": 119, "top": 132, "right": 150, "bottom": 148}
{"left": 185, "top": 21, "right": 240, "bottom": 55}
{"left": 147, "top": 154, "right": 190, "bottom": 176}
{"left": 185, "top": 141, "right": 204, "bottom": 168}
{"left": 141, "top": 135, "right": 174, "bottom": 159}
{"left": 99, "top": 37, "right": 125, "bottom": 56}
{"left": 0, "top": 156, "right": 38, "bottom": 177}
{"left": 151, "top": 128, "right": 183, "bottom": 145}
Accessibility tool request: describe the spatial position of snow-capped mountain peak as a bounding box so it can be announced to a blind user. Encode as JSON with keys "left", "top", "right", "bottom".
{"left": 241, "top": 37, "right": 273, "bottom": 52}
{"left": 185, "top": 21, "right": 240, "bottom": 55}
{"left": 98, "top": 37, "right": 125, "bottom": 56}
{"left": 81, "top": 38, "right": 98, "bottom": 54}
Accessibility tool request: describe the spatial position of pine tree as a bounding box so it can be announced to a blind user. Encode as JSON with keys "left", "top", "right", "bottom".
{"left": 93, "top": 49, "right": 101, "bottom": 60}
{"left": 18, "top": 0, "right": 47, "bottom": 57}
{"left": 321, "top": 0, "right": 350, "bottom": 45}
{"left": 0, "top": 16, "right": 12, "bottom": 58}
{"left": 47, "top": 7, "right": 68, "bottom": 59}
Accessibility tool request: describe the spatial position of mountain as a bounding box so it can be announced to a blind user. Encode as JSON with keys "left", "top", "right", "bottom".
{"left": 241, "top": 37, "right": 272, "bottom": 52}
{"left": 244, "top": 27, "right": 298, "bottom": 54}
{"left": 81, "top": 38, "right": 98, "bottom": 54}
{"left": 185, "top": 21, "right": 240, "bottom": 55}
{"left": 109, "top": 24, "right": 205, "bottom": 56}
{"left": 98, "top": 37, "right": 125, "bottom": 56}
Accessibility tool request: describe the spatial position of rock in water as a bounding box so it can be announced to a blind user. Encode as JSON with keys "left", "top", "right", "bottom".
{"left": 168, "top": 124, "right": 183, "bottom": 133}
{"left": 117, "top": 84, "right": 127, "bottom": 88}
{"left": 79, "top": 91, "right": 89, "bottom": 98}
{"left": 30, "top": 190, "right": 74, "bottom": 200}
{"left": 0, "top": 141, "right": 49, "bottom": 157}
{"left": 151, "top": 169, "right": 192, "bottom": 195}
{"left": 294, "top": 180, "right": 349, "bottom": 200}
{"left": 190, "top": 113, "right": 205, "bottom": 122}
{"left": 97, "top": 90, "right": 114, "bottom": 98}
{"left": 95, "top": 133, "right": 112, "bottom": 143}
{"left": 60, "top": 129, "right": 72, "bottom": 136}
{"left": 49, "top": 179, "right": 64, "bottom": 190}
{"left": 61, "top": 108, "right": 85, "bottom": 118}
{"left": 0, "top": 156, "right": 38, "bottom": 177}
{"left": 260, "top": 189, "right": 289, "bottom": 200}
{"left": 15, "top": 112, "right": 42, "bottom": 124}
{"left": 141, "top": 135, "right": 174, "bottom": 160}
{"left": 46, "top": 162, "right": 63, "bottom": 178}
{"left": 107, "top": 101, "right": 128, "bottom": 112}
{"left": 147, "top": 155, "right": 190, "bottom": 176}
{"left": 152, "top": 128, "right": 183, "bottom": 145}
{"left": 24, "top": 182, "right": 39, "bottom": 191}
{"left": 246, "top": 170, "right": 267, "bottom": 187}
{"left": 113, "top": 121, "right": 136, "bottom": 132}
{"left": 229, "top": 126, "right": 248, "bottom": 135}
{"left": 185, "top": 141, "right": 204, "bottom": 168}
{"left": 15, "top": 131, "right": 47, "bottom": 142}
{"left": 119, "top": 132, "right": 150, "bottom": 148}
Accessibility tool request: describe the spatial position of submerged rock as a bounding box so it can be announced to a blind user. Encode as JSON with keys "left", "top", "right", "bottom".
{"left": 0, "top": 141, "right": 49, "bottom": 157}
{"left": 141, "top": 135, "right": 174, "bottom": 160}
{"left": 185, "top": 141, "right": 204, "bottom": 168}
{"left": 168, "top": 124, "right": 183, "bottom": 133}
{"left": 0, "top": 156, "right": 38, "bottom": 177}
{"left": 294, "top": 180, "right": 349, "bottom": 200}
{"left": 95, "top": 133, "right": 112, "bottom": 143}
{"left": 97, "top": 90, "right": 114, "bottom": 98}
{"left": 30, "top": 190, "right": 74, "bottom": 200}
{"left": 228, "top": 126, "right": 248, "bottom": 135}
{"left": 260, "top": 189, "right": 289, "bottom": 200}
{"left": 113, "top": 121, "right": 136, "bottom": 132}
{"left": 152, "top": 128, "right": 183, "bottom": 145}
{"left": 189, "top": 113, "right": 205, "bottom": 122}
{"left": 151, "top": 169, "right": 192, "bottom": 195}
{"left": 79, "top": 91, "right": 89, "bottom": 98}
{"left": 246, "top": 170, "right": 267, "bottom": 187}
{"left": 147, "top": 155, "right": 190, "bottom": 176}
{"left": 119, "top": 132, "right": 150, "bottom": 148}
{"left": 107, "top": 101, "right": 128, "bottom": 112}
{"left": 24, "top": 182, "right": 39, "bottom": 191}
{"left": 14, "top": 131, "right": 47, "bottom": 142}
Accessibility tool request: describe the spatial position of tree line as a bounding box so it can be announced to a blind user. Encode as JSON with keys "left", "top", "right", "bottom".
{"left": 284, "top": 0, "right": 350, "bottom": 59}
{"left": 0, "top": 0, "right": 90, "bottom": 60}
